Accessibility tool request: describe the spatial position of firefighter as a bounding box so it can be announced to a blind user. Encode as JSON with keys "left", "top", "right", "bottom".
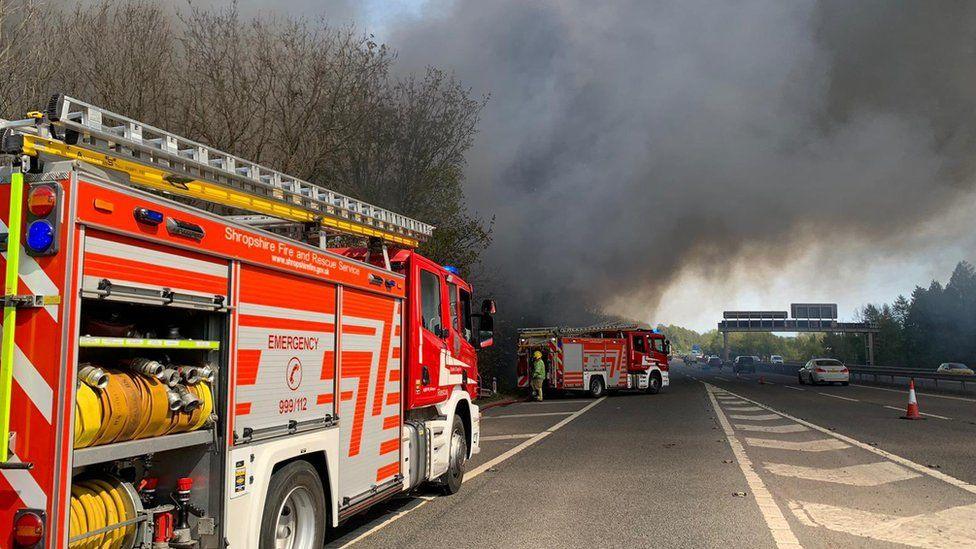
{"left": 531, "top": 350, "right": 546, "bottom": 402}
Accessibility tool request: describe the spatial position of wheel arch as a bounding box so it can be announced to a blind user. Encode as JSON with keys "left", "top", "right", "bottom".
{"left": 271, "top": 450, "right": 334, "bottom": 527}
{"left": 454, "top": 398, "right": 473, "bottom": 459}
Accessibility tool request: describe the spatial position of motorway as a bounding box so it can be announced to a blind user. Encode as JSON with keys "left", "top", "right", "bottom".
{"left": 327, "top": 361, "right": 976, "bottom": 548}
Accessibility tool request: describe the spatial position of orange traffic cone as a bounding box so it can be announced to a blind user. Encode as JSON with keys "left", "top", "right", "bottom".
{"left": 900, "top": 379, "right": 923, "bottom": 420}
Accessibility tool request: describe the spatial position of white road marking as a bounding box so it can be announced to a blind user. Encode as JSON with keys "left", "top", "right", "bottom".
{"left": 527, "top": 400, "right": 592, "bottom": 405}
{"left": 729, "top": 413, "right": 784, "bottom": 421}
{"left": 479, "top": 433, "right": 539, "bottom": 441}
{"left": 715, "top": 388, "right": 976, "bottom": 497}
{"left": 705, "top": 385, "right": 802, "bottom": 548}
{"left": 790, "top": 500, "right": 976, "bottom": 548}
{"left": 745, "top": 438, "right": 850, "bottom": 452}
{"left": 734, "top": 424, "right": 810, "bottom": 433}
{"left": 851, "top": 383, "right": 976, "bottom": 403}
{"left": 764, "top": 461, "right": 920, "bottom": 487}
{"left": 725, "top": 405, "right": 764, "bottom": 412}
{"left": 882, "top": 405, "right": 951, "bottom": 420}
{"left": 335, "top": 397, "right": 607, "bottom": 548}
{"left": 484, "top": 411, "right": 574, "bottom": 419}
{"left": 783, "top": 386, "right": 805, "bottom": 391}
{"left": 817, "top": 392, "right": 858, "bottom": 402}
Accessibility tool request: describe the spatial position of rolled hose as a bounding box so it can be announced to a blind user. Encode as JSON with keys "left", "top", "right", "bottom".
{"left": 74, "top": 383, "right": 103, "bottom": 449}
{"left": 69, "top": 477, "right": 140, "bottom": 549}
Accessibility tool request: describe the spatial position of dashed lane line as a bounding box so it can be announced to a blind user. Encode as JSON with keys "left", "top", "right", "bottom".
{"left": 334, "top": 397, "right": 607, "bottom": 548}
{"left": 817, "top": 392, "right": 859, "bottom": 402}
{"left": 882, "top": 405, "right": 951, "bottom": 420}
{"left": 783, "top": 386, "right": 805, "bottom": 391}
{"left": 713, "top": 387, "right": 976, "bottom": 497}
{"left": 705, "top": 384, "right": 803, "bottom": 548}
{"left": 850, "top": 383, "right": 976, "bottom": 403}
{"left": 484, "top": 411, "right": 575, "bottom": 419}
{"left": 480, "top": 433, "right": 539, "bottom": 441}
{"left": 734, "top": 424, "right": 810, "bottom": 434}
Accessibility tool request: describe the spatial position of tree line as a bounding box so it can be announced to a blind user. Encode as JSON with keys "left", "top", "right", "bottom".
{"left": 0, "top": 0, "right": 490, "bottom": 272}
{"left": 659, "top": 260, "right": 976, "bottom": 369}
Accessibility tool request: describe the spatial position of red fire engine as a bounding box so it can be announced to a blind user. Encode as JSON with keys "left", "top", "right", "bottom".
{"left": 0, "top": 95, "right": 494, "bottom": 548}
{"left": 516, "top": 323, "right": 670, "bottom": 397}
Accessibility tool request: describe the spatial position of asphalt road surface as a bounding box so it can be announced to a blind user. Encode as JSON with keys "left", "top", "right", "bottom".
{"left": 327, "top": 361, "right": 976, "bottom": 548}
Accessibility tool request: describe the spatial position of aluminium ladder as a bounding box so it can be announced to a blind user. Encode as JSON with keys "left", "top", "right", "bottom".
{"left": 2, "top": 94, "right": 433, "bottom": 247}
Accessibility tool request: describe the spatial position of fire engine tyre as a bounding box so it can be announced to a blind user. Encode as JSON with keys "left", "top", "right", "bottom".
{"left": 646, "top": 373, "right": 662, "bottom": 395}
{"left": 439, "top": 414, "right": 467, "bottom": 495}
{"left": 588, "top": 377, "right": 605, "bottom": 398}
{"left": 259, "top": 461, "right": 326, "bottom": 549}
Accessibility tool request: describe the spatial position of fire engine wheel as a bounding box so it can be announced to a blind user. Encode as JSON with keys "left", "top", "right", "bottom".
{"left": 440, "top": 414, "right": 467, "bottom": 495}
{"left": 646, "top": 374, "right": 662, "bottom": 395}
{"left": 259, "top": 461, "right": 326, "bottom": 549}
{"left": 589, "top": 377, "right": 605, "bottom": 398}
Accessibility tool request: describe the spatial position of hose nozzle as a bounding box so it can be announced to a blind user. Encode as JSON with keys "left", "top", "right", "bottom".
{"left": 159, "top": 368, "right": 180, "bottom": 387}
{"left": 165, "top": 389, "right": 183, "bottom": 411}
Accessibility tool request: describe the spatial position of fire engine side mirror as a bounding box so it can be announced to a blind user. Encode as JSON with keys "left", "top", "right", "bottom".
{"left": 481, "top": 299, "right": 496, "bottom": 316}
{"left": 476, "top": 314, "right": 493, "bottom": 348}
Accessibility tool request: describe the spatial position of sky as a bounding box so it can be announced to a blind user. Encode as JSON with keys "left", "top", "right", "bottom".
{"left": 191, "top": 1, "right": 976, "bottom": 332}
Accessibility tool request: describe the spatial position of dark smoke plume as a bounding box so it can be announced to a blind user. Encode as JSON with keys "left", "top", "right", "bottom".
{"left": 380, "top": 0, "right": 976, "bottom": 328}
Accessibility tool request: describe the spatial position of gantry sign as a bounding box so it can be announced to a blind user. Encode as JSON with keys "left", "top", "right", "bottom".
{"left": 718, "top": 303, "right": 879, "bottom": 364}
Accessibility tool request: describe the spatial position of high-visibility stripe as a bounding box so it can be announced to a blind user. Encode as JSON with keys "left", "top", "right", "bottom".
{"left": 12, "top": 344, "right": 53, "bottom": 423}
{"left": 316, "top": 394, "right": 334, "bottom": 405}
{"left": 85, "top": 234, "right": 228, "bottom": 277}
{"left": 238, "top": 302, "right": 335, "bottom": 323}
{"left": 237, "top": 350, "right": 262, "bottom": 386}
{"left": 382, "top": 415, "right": 399, "bottom": 430}
{"left": 235, "top": 403, "right": 252, "bottom": 416}
{"left": 85, "top": 253, "right": 226, "bottom": 295}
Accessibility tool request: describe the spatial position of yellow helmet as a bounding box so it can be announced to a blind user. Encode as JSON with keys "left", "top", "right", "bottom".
{"left": 533, "top": 351, "right": 542, "bottom": 359}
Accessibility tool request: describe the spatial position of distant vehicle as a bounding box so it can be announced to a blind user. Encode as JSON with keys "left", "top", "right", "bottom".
{"left": 770, "top": 355, "right": 784, "bottom": 365}
{"left": 798, "top": 358, "right": 849, "bottom": 385}
{"left": 691, "top": 344, "right": 704, "bottom": 360}
{"left": 733, "top": 355, "right": 756, "bottom": 374}
{"left": 706, "top": 356, "right": 723, "bottom": 370}
{"left": 751, "top": 355, "right": 761, "bottom": 364}
{"left": 936, "top": 363, "right": 975, "bottom": 376}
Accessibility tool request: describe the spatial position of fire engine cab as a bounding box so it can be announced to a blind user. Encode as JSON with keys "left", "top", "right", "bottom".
{"left": 516, "top": 323, "right": 670, "bottom": 397}
{"left": 0, "top": 95, "right": 494, "bottom": 548}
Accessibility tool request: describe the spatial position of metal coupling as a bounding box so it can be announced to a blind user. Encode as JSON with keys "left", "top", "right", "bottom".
{"left": 165, "top": 389, "right": 183, "bottom": 411}
{"left": 121, "top": 357, "right": 165, "bottom": 378}
{"left": 197, "top": 364, "right": 216, "bottom": 384}
{"left": 159, "top": 368, "right": 181, "bottom": 387}
{"left": 179, "top": 366, "right": 201, "bottom": 385}
{"left": 175, "top": 385, "right": 202, "bottom": 412}
{"left": 78, "top": 364, "right": 109, "bottom": 389}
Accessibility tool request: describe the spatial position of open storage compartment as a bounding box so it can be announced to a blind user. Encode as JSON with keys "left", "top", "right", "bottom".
{"left": 69, "top": 231, "right": 229, "bottom": 549}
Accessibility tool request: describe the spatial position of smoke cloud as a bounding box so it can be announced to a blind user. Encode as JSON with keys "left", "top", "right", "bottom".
{"left": 376, "top": 0, "right": 976, "bottom": 328}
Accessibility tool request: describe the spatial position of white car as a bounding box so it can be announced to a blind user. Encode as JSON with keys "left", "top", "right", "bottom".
{"left": 770, "top": 355, "right": 784, "bottom": 364}
{"left": 936, "top": 363, "right": 974, "bottom": 376}
{"left": 798, "top": 358, "right": 849, "bottom": 385}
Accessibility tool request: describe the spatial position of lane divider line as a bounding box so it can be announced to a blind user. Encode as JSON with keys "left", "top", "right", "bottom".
{"left": 479, "top": 433, "right": 539, "bottom": 441}
{"left": 335, "top": 396, "right": 607, "bottom": 548}
{"left": 881, "top": 405, "right": 951, "bottom": 420}
{"left": 714, "top": 386, "right": 976, "bottom": 497}
{"left": 816, "top": 392, "right": 859, "bottom": 402}
{"left": 850, "top": 383, "right": 976, "bottom": 403}
{"left": 483, "top": 411, "right": 575, "bottom": 419}
{"left": 783, "top": 386, "right": 805, "bottom": 391}
{"left": 705, "top": 383, "right": 803, "bottom": 548}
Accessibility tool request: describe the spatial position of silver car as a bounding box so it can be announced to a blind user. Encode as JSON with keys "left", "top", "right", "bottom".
{"left": 798, "top": 358, "right": 849, "bottom": 385}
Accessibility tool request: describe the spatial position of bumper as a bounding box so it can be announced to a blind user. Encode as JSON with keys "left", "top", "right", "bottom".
{"left": 814, "top": 373, "right": 850, "bottom": 383}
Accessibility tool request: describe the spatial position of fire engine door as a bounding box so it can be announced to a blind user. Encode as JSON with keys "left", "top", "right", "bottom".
{"left": 631, "top": 334, "right": 648, "bottom": 370}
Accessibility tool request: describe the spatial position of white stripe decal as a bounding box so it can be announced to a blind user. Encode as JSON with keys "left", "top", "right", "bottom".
{"left": 14, "top": 344, "right": 54, "bottom": 423}
{"left": 0, "top": 220, "right": 60, "bottom": 322}
{"left": 0, "top": 321, "right": 54, "bottom": 423}
{"left": 1, "top": 452, "right": 47, "bottom": 509}
{"left": 238, "top": 302, "right": 336, "bottom": 323}
{"left": 86, "top": 236, "right": 227, "bottom": 277}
